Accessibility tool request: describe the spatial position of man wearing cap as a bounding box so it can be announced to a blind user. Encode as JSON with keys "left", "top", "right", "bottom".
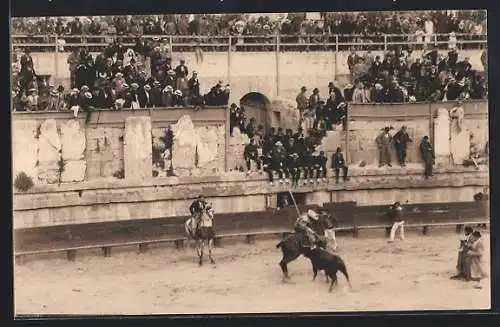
{"left": 173, "top": 90, "right": 185, "bottom": 107}
{"left": 149, "top": 80, "right": 163, "bottom": 107}
{"left": 294, "top": 210, "right": 320, "bottom": 249}
{"left": 123, "top": 58, "right": 139, "bottom": 86}
{"left": 385, "top": 201, "right": 405, "bottom": 242}
{"left": 393, "top": 125, "right": 413, "bottom": 167}
{"left": 162, "top": 86, "right": 174, "bottom": 107}
{"left": 296, "top": 86, "right": 309, "bottom": 119}
{"left": 420, "top": 136, "right": 435, "bottom": 178}
{"left": 67, "top": 48, "right": 80, "bottom": 88}
{"left": 376, "top": 127, "right": 393, "bottom": 168}
{"left": 47, "top": 89, "right": 63, "bottom": 111}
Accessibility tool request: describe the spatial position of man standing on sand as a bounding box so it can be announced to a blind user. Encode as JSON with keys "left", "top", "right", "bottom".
{"left": 386, "top": 201, "right": 404, "bottom": 243}
{"left": 466, "top": 231, "right": 488, "bottom": 289}
{"left": 450, "top": 226, "right": 474, "bottom": 280}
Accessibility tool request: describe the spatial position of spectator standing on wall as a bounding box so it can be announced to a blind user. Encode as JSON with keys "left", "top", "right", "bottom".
{"left": 67, "top": 48, "right": 81, "bottom": 89}
{"left": 175, "top": 59, "right": 189, "bottom": 91}
{"left": 296, "top": 86, "right": 309, "bottom": 119}
{"left": 420, "top": 135, "right": 435, "bottom": 178}
{"left": 376, "top": 126, "right": 393, "bottom": 168}
{"left": 393, "top": 125, "right": 413, "bottom": 167}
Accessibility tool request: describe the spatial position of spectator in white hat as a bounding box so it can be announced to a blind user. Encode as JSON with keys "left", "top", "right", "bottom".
{"left": 173, "top": 89, "right": 184, "bottom": 107}
{"left": 162, "top": 85, "right": 174, "bottom": 107}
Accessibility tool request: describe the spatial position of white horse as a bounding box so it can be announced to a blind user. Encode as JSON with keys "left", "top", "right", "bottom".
{"left": 185, "top": 207, "right": 216, "bottom": 266}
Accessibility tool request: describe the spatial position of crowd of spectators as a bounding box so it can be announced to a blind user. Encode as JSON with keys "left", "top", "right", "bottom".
{"left": 12, "top": 39, "right": 231, "bottom": 112}
{"left": 11, "top": 11, "right": 487, "bottom": 51}
{"left": 342, "top": 46, "right": 487, "bottom": 103}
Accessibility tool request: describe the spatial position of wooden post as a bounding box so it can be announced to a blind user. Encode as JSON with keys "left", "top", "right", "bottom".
{"left": 334, "top": 35, "right": 339, "bottom": 78}
{"left": 422, "top": 226, "right": 429, "bottom": 235}
{"left": 66, "top": 250, "right": 77, "bottom": 261}
{"left": 227, "top": 36, "right": 231, "bottom": 86}
{"left": 139, "top": 243, "right": 149, "bottom": 253}
{"left": 54, "top": 34, "right": 59, "bottom": 85}
{"left": 175, "top": 239, "right": 184, "bottom": 249}
{"left": 245, "top": 234, "right": 256, "bottom": 244}
{"left": 101, "top": 247, "right": 112, "bottom": 257}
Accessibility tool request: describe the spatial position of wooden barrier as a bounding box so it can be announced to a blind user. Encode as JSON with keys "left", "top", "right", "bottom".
{"left": 13, "top": 200, "right": 489, "bottom": 263}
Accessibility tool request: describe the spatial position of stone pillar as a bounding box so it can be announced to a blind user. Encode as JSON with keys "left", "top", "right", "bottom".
{"left": 60, "top": 120, "right": 86, "bottom": 182}
{"left": 37, "top": 119, "right": 62, "bottom": 184}
{"left": 433, "top": 108, "right": 451, "bottom": 166}
{"left": 12, "top": 120, "right": 39, "bottom": 182}
{"left": 124, "top": 116, "right": 153, "bottom": 180}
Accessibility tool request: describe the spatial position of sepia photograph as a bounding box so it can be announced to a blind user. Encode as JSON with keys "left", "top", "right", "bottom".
{"left": 11, "top": 9, "right": 491, "bottom": 315}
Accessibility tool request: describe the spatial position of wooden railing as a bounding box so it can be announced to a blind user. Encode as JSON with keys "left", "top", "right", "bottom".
{"left": 11, "top": 33, "right": 488, "bottom": 52}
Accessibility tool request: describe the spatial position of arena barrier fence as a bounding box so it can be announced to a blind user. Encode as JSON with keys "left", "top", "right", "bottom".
{"left": 14, "top": 200, "right": 489, "bottom": 264}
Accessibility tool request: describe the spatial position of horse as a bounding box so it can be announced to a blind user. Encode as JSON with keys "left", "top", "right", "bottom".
{"left": 276, "top": 229, "right": 328, "bottom": 281}
{"left": 185, "top": 208, "right": 216, "bottom": 266}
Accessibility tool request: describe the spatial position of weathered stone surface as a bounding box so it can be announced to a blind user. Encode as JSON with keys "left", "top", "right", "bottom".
{"left": 268, "top": 97, "right": 300, "bottom": 131}
{"left": 124, "top": 117, "right": 153, "bottom": 180}
{"left": 306, "top": 191, "right": 330, "bottom": 205}
{"left": 228, "top": 127, "right": 248, "bottom": 171}
{"left": 195, "top": 126, "right": 219, "bottom": 167}
{"left": 61, "top": 120, "right": 86, "bottom": 160}
{"left": 86, "top": 127, "right": 124, "bottom": 180}
{"left": 450, "top": 120, "right": 471, "bottom": 165}
{"left": 171, "top": 115, "right": 197, "bottom": 172}
{"left": 12, "top": 120, "right": 38, "bottom": 182}
{"left": 61, "top": 160, "right": 86, "bottom": 182}
{"left": 37, "top": 119, "right": 62, "bottom": 184}
{"left": 434, "top": 108, "right": 451, "bottom": 166}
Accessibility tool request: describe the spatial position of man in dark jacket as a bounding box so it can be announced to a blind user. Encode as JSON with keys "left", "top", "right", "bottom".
{"left": 244, "top": 139, "right": 261, "bottom": 174}
{"left": 150, "top": 81, "right": 163, "bottom": 107}
{"left": 138, "top": 84, "right": 153, "bottom": 108}
{"left": 393, "top": 125, "right": 413, "bottom": 167}
{"left": 331, "top": 147, "right": 348, "bottom": 183}
{"left": 420, "top": 135, "right": 435, "bottom": 178}
{"left": 313, "top": 151, "right": 328, "bottom": 181}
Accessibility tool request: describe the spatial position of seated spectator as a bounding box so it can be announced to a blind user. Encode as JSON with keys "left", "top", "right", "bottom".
{"left": 244, "top": 139, "right": 261, "bottom": 174}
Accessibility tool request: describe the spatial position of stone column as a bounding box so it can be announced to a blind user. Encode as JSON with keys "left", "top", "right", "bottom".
{"left": 12, "top": 120, "right": 39, "bottom": 182}
{"left": 124, "top": 116, "right": 153, "bottom": 180}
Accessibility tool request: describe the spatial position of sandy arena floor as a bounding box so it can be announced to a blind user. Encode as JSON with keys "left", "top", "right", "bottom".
{"left": 14, "top": 228, "right": 491, "bottom": 315}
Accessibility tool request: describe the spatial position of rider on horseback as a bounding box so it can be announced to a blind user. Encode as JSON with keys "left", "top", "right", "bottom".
{"left": 189, "top": 195, "right": 207, "bottom": 233}
{"left": 295, "top": 209, "right": 320, "bottom": 250}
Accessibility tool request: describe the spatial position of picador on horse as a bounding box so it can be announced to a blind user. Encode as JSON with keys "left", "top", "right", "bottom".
{"left": 188, "top": 195, "right": 207, "bottom": 236}
{"left": 185, "top": 195, "right": 216, "bottom": 266}
{"left": 294, "top": 209, "right": 322, "bottom": 250}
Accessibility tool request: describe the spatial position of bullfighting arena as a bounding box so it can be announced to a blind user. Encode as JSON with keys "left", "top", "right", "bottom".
{"left": 14, "top": 228, "right": 490, "bottom": 315}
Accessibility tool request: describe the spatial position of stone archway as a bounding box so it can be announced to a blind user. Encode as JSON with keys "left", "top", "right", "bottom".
{"left": 239, "top": 92, "right": 271, "bottom": 129}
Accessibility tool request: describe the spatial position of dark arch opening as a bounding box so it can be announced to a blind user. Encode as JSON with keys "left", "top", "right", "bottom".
{"left": 239, "top": 92, "right": 271, "bottom": 129}
{"left": 239, "top": 92, "right": 271, "bottom": 109}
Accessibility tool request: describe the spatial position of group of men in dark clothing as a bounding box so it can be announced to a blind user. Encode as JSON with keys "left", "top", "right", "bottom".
{"left": 243, "top": 126, "right": 349, "bottom": 185}
{"left": 376, "top": 125, "right": 435, "bottom": 178}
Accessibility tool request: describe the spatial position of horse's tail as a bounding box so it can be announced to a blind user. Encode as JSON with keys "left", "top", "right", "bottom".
{"left": 338, "top": 259, "right": 352, "bottom": 289}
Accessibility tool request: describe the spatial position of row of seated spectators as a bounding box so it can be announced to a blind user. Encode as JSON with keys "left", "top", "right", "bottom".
{"left": 12, "top": 42, "right": 230, "bottom": 112}
{"left": 344, "top": 46, "right": 487, "bottom": 103}
{"left": 242, "top": 124, "right": 347, "bottom": 185}
{"left": 11, "top": 11, "right": 486, "bottom": 52}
